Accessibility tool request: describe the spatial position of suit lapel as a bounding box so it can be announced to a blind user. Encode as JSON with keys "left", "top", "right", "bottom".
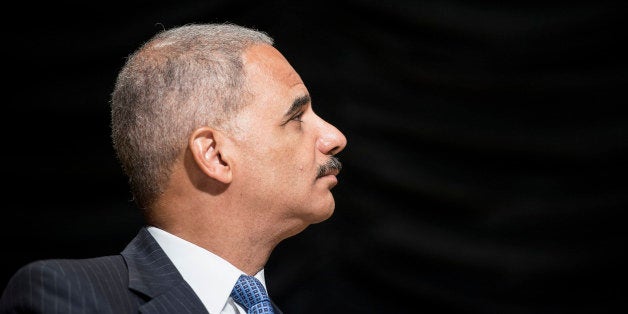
{"left": 271, "top": 300, "right": 284, "bottom": 314}
{"left": 137, "top": 282, "right": 208, "bottom": 314}
{"left": 121, "top": 227, "right": 208, "bottom": 314}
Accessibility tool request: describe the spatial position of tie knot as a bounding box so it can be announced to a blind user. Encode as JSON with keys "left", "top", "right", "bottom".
{"left": 230, "top": 275, "right": 275, "bottom": 314}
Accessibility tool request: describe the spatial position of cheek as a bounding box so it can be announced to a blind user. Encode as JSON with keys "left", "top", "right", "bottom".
{"left": 265, "top": 135, "right": 316, "bottom": 183}
{"left": 277, "top": 156, "right": 309, "bottom": 191}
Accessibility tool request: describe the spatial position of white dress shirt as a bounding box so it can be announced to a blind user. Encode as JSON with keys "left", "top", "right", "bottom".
{"left": 147, "top": 226, "right": 268, "bottom": 314}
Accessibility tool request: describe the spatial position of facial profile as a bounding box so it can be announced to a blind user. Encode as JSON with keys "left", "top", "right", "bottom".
{"left": 226, "top": 43, "right": 347, "bottom": 235}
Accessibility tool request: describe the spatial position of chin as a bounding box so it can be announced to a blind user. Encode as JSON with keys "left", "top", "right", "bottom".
{"left": 283, "top": 202, "right": 335, "bottom": 240}
{"left": 309, "top": 201, "right": 336, "bottom": 224}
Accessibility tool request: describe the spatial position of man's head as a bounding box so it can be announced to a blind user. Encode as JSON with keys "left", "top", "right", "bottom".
{"left": 111, "top": 23, "right": 273, "bottom": 209}
{"left": 111, "top": 23, "right": 346, "bottom": 237}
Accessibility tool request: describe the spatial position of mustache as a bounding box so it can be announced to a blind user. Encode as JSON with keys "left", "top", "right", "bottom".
{"left": 316, "top": 156, "right": 342, "bottom": 178}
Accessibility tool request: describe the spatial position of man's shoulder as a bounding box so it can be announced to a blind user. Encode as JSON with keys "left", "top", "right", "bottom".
{"left": 0, "top": 255, "right": 133, "bottom": 313}
{"left": 17, "top": 255, "right": 126, "bottom": 277}
{"left": 6, "top": 254, "right": 127, "bottom": 290}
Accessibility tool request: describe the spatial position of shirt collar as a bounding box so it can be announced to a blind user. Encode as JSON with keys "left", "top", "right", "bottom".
{"left": 147, "top": 226, "right": 267, "bottom": 314}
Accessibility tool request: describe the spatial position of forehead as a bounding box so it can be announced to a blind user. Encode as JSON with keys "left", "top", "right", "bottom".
{"left": 242, "top": 44, "right": 305, "bottom": 93}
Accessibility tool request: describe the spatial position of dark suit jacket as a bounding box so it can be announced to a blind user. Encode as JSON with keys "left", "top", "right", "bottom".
{"left": 0, "top": 227, "right": 283, "bottom": 314}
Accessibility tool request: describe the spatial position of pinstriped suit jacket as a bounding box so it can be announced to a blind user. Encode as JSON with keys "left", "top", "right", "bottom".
{"left": 0, "top": 227, "right": 283, "bottom": 314}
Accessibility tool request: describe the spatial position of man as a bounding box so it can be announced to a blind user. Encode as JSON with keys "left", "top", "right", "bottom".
{"left": 0, "top": 23, "right": 346, "bottom": 314}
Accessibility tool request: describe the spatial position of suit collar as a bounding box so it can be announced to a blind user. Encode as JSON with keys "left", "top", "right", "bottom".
{"left": 121, "top": 227, "right": 208, "bottom": 313}
{"left": 121, "top": 226, "right": 283, "bottom": 314}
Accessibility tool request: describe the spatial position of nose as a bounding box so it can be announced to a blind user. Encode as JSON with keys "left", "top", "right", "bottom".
{"left": 317, "top": 117, "right": 347, "bottom": 156}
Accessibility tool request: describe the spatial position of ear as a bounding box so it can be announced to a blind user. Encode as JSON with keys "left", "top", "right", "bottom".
{"left": 189, "top": 127, "right": 233, "bottom": 184}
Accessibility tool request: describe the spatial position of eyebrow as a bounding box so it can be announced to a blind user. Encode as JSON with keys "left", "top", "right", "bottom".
{"left": 283, "top": 94, "right": 311, "bottom": 119}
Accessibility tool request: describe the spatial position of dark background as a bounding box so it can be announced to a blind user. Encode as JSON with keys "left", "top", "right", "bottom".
{"left": 2, "top": 1, "right": 627, "bottom": 313}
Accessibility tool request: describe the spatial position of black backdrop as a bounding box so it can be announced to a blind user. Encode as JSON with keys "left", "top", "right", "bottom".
{"left": 2, "top": 1, "right": 627, "bottom": 313}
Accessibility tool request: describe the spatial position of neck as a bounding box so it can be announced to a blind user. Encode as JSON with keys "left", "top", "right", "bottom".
{"left": 150, "top": 198, "right": 281, "bottom": 275}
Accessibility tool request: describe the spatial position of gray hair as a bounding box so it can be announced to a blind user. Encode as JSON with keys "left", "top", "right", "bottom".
{"left": 110, "top": 23, "right": 274, "bottom": 209}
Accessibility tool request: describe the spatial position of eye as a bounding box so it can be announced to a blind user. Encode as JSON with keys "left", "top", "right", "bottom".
{"left": 290, "top": 111, "right": 304, "bottom": 123}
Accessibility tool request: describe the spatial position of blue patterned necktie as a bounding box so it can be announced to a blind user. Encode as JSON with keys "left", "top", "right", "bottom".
{"left": 230, "top": 274, "right": 275, "bottom": 314}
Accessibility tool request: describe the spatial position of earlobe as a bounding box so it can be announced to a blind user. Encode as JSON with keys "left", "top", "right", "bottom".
{"left": 189, "top": 127, "right": 233, "bottom": 184}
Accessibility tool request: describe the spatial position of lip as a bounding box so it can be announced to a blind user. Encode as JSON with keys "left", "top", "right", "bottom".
{"left": 317, "top": 172, "right": 339, "bottom": 189}
{"left": 326, "top": 169, "right": 340, "bottom": 176}
{"left": 320, "top": 174, "right": 338, "bottom": 188}
{"left": 317, "top": 169, "right": 340, "bottom": 179}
